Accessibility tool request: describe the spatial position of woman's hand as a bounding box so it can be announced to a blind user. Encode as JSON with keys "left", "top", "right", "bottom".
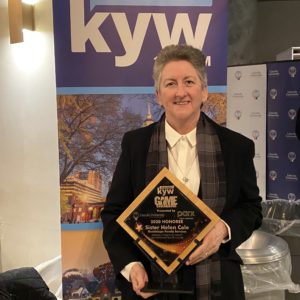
{"left": 185, "top": 220, "right": 228, "bottom": 265}
{"left": 130, "top": 263, "right": 157, "bottom": 299}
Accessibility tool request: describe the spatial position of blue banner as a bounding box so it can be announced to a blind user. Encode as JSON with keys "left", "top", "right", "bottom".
{"left": 53, "top": 0, "right": 227, "bottom": 91}
{"left": 267, "top": 61, "right": 300, "bottom": 200}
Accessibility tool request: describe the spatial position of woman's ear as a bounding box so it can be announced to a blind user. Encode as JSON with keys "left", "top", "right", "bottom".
{"left": 202, "top": 85, "right": 208, "bottom": 104}
{"left": 156, "top": 90, "right": 162, "bottom": 106}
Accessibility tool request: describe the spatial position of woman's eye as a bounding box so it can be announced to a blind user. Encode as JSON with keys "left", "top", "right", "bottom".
{"left": 185, "top": 80, "right": 194, "bottom": 86}
{"left": 166, "top": 82, "right": 175, "bottom": 87}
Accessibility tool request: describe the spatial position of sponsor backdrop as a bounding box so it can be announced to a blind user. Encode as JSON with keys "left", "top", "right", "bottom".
{"left": 267, "top": 61, "right": 300, "bottom": 201}
{"left": 227, "top": 61, "right": 300, "bottom": 202}
{"left": 227, "top": 65, "right": 267, "bottom": 201}
{"left": 53, "top": 0, "right": 228, "bottom": 299}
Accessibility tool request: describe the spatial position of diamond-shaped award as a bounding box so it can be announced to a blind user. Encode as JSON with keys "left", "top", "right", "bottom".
{"left": 117, "top": 167, "right": 220, "bottom": 293}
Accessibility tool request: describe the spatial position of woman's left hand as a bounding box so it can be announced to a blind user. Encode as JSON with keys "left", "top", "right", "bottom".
{"left": 185, "top": 220, "right": 228, "bottom": 265}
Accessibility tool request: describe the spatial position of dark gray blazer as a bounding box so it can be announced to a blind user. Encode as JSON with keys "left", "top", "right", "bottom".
{"left": 102, "top": 115, "right": 262, "bottom": 300}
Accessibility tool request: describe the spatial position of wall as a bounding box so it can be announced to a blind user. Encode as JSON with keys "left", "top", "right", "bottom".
{"left": 228, "top": 0, "right": 300, "bottom": 65}
{"left": 256, "top": 1, "right": 300, "bottom": 63}
{"left": 228, "top": 0, "right": 258, "bottom": 65}
{"left": 0, "top": 0, "right": 61, "bottom": 280}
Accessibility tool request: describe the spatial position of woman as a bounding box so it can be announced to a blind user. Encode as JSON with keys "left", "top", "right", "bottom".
{"left": 101, "top": 44, "right": 262, "bottom": 300}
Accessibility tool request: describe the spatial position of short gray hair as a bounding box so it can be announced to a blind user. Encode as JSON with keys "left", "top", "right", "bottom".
{"left": 153, "top": 44, "right": 207, "bottom": 90}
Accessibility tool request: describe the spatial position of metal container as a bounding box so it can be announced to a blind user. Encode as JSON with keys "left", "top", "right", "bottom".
{"left": 236, "top": 230, "right": 299, "bottom": 300}
{"left": 237, "top": 230, "right": 289, "bottom": 264}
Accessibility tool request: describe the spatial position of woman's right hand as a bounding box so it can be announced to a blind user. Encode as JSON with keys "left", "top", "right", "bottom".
{"left": 130, "top": 263, "right": 157, "bottom": 299}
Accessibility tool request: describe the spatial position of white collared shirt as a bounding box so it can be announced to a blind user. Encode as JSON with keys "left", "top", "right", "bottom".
{"left": 165, "top": 121, "right": 200, "bottom": 195}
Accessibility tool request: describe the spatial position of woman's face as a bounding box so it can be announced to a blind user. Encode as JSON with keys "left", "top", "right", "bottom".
{"left": 156, "top": 60, "right": 208, "bottom": 133}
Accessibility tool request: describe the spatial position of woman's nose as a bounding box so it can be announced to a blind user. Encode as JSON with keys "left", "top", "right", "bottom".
{"left": 175, "top": 83, "right": 187, "bottom": 97}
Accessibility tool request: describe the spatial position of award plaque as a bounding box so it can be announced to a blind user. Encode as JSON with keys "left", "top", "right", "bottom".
{"left": 117, "top": 167, "right": 220, "bottom": 294}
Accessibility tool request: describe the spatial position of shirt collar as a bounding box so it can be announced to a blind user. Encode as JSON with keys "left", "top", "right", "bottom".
{"left": 165, "top": 120, "right": 197, "bottom": 148}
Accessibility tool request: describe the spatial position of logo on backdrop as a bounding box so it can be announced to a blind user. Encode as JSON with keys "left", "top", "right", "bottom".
{"left": 252, "top": 89, "right": 260, "bottom": 100}
{"left": 288, "top": 152, "right": 296, "bottom": 162}
{"left": 255, "top": 152, "right": 261, "bottom": 159}
{"left": 269, "top": 129, "right": 277, "bottom": 141}
{"left": 250, "top": 112, "right": 262, "bottom": 118}
{"left": 267, "top": 193, "right": 279, "bottom": 199}
{"left": 250, "top": 71, "right": 263, "bottom": 77}
{"left": 285, "top": 174, "right": 298, "bottom": 181}
{"left": 286, "top": 90, "right": 299, "bottom": 97}
{"left": 269, "top": 170, "right": 277, "bottom": 181}
{"left": 269, "top": 88, "right": 278, "bottom": 100}
{"left": 287, "top": 193, "right": 296, "bottom": 201}
{"left": 268, "top": 69, "right": 280, "bottom": 77}
{"left": 252, "top": 130, "right": 259, "bottom": 140}
{"left": 285, "top": 132, "right": 297, "bottom": 139}
{"left": 234, "top": 110, "right": 241, "bottom": 120}
{"left": 288, "top": 109, "right": 297, "bottom": 120}
{"left": 267, "top": 153, "right": 279, "bottom": 160}
{"left": 268, "top": 112, "right": 280, "bottom": 118}
{"left": 288, "top": 66, "right": 297, "bottom": 78}
{"left": 234, "top": 70, "right": 242, "bottom": 80}
{"left": 232, "top": 92, "right": 244, "bottom": 98}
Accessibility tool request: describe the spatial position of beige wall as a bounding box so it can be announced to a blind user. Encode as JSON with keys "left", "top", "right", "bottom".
{"left": 0, "top": 0, "right": 61, "bottom": 277}
{"left": 228, "top": 0, "right": 300, "bottom": 65}
{"left": 256, "top": 1, "right": 300, "bottom": 63}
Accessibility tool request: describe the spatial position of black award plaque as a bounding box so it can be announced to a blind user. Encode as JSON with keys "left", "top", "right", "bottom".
{"left": 117, "top": 167, "right": 220, "bottom": 294}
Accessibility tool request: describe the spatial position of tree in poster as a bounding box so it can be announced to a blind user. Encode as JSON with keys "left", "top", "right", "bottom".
{"left": 57, "top": 94, "right": 142, "bottom": 185}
